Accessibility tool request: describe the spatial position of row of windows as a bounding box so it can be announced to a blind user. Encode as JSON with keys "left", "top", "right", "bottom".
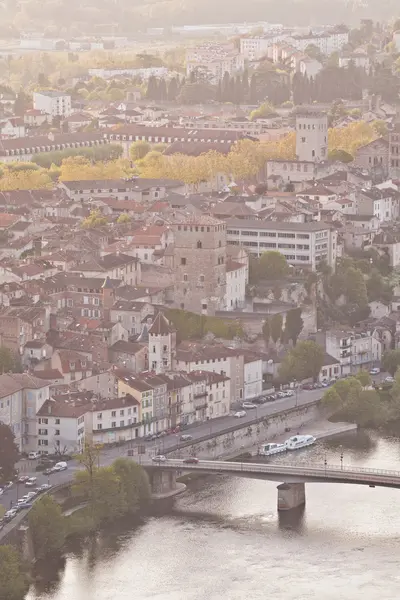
{"left": 177, "top": 225, "right": 225, "bottom": 233}
{"left": 97, "top": 408, "right": 135, "bottom": 419}
{"left": 227, "top": 230, "right": 311, "bottom": 240}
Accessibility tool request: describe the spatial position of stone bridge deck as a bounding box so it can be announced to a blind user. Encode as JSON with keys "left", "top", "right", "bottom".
{"left": 146, "top": 459, "right": 400, "bottom": 489}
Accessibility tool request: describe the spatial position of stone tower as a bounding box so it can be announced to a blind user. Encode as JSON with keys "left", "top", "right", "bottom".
{"left": 148, "top": 312, "right": 176, "bottom": 373}
{"left": 389, "top": 110, "right": 400, "bottom": 179}
{"left": 102, "top": 276, "right": 115, "bottom": 320}
{"left": 169, "top": 215, "right": 227, "bottom": 315}
{"left": 295, "top": 109, "right": 328, "bottom": 163}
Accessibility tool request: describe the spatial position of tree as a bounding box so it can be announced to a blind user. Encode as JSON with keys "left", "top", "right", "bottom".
{"left": 13, "top": 91, "right": 30, "bottom": 116}
{"left": 262, "top": 319, "right": 270, "bottom": 345}
{"left": 168, "top": 77, "right": 179, "bottom": 101}
{"left": 382, "top": 350, "right": 400, "bottom": 376}
{"left": 0, "top": 423, "right": 19, "bottom": 484}
{"left": 344, "top": 266, "right": 368, "bottom": 306}
{"left": 117, "top": 213, "right": 131, "bottom": 224}
{"left": 130, "top": 140, "right": 151, "bottom": 161}
{"left": 372, "top": 119, "right": 388, "bottom": 137}
{"left": 112, "top": 458, "right": 150, "bottom": 513}
{"left": 283, "top": 308, "right": 304, "bottom": 345}
{"left": 258, "top": 251, "right": 289, "bottom": 280}
{"left": 279, "top": 340, "right": 325, "bottom": 382}
{"left": 250, "top": 101, "right": 275, "bottom": 121}
{"left": 28, "top": 496, "right": 66, "bottom": 559}
{"left": 270, "top": 314, "right": 283, "bottom": 344}
{"left": 0, "top": 546, "right": 29, "bottom": 600}
{"left": 73, "top": 466, "right": 126, "bottom": 525}
{"left": 328, "top": 148, "right": 354, "bottom": 163}
{"left": 355, "top": 369, "right": 372, "bottom": 387}
{"left": 81, "top": 209, "right": 108, "bottom": 229}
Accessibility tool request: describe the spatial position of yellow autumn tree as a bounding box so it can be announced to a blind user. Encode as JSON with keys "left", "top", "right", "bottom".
{"left": 0, "top": 169, "right": 52, "bottom": 191}
{"left": 81, "top": 209, "right": 108, "bottom": 229}
{"left": 59, "top": 156, "right": 130, "bottom": 181}
{"left": 328, "top": 122, "right": 376, "bottom": 157}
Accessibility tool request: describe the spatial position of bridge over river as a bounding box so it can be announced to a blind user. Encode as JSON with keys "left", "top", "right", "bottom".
{"left": 146, "top": 458, "right": 400, "bottom": 510}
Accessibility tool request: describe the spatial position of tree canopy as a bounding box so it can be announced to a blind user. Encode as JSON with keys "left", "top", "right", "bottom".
{"left": 0, "top": 546, "right": 29, "bottom": 600}
{"left": 28, "top": 495, "right": 67, "bottom": 559}
{"left": 279, "top": 340, "right": 325, "bottom": 382}
{"left": 0, "top": 423, "right": 19, "bottom": 484}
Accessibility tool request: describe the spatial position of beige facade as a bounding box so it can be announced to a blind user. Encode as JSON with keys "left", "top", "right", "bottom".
{"left": 353, "top": 138, "right": 389, "bottom": 177}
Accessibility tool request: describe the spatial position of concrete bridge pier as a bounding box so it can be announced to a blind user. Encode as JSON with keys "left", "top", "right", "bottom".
{"left": 277, "top": 483, "right": 306, "bottom": 511}
{"left": 149, "top": 469, "right": 178, "bottom": 496}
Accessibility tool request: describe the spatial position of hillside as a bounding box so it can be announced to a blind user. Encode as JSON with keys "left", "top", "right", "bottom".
{"left": 0, "top": 0, "right": 399, "bottom": 36}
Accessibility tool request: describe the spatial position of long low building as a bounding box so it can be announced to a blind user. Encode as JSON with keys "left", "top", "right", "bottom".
{"left": 226, "top": 218, "right": 337, "bottom": 270}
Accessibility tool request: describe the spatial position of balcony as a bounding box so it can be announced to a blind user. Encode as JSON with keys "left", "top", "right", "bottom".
{"left": 194, "top": 400, "right": 208, "bottom": 411}
{"left": 194, "top": 391, "right": 208, "bottom": 399}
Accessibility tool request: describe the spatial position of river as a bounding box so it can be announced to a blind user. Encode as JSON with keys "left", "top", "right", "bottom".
{"left": 26, "top": 431, "right": 400, "bottom": 600}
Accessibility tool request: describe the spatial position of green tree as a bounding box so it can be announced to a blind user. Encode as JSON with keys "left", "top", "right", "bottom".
{"left": 28, "top": 496, "right": 66, "bottom": 559}
{"left": 355, "top": 369, "right": 372, "bottom": 387}
{"left": 283, "top": 308, "right": 304, "bottom": 345}
{"left": 382, "top": 350, "right": 400, "bottom": 376}
{"left": 270, "top": 313, "right": 283, "bottom": 344}
{"left": 328, "top": 148, "right": 354, "bottom": 163}
{"left": 262, "top": 319, "right": 270, "bottom": 344}
{"left": 258, "top": 251, "right": 289, "bottom": 280}
{"left": 345, "top": 266, "right": 368, "bottom": 306}
{"left": 0, "top": 423, "right": 19, "bottom": 484}
{"left": 73, "top": 466, "right": 126, "bottom": 524}
{"left": 112, "top": 458, "right": 150, "bottom": 513}
{"left": 130, "top": 140, "right": 151, "bottom": 161}
{"left": 372, "top": 119, "right": 388, "bottom": 137}
{"left": 279, "top": 340, "right": 325, "bottom": 382}
{"left": 0, "top": 546, "right": 29, "bottom": 600}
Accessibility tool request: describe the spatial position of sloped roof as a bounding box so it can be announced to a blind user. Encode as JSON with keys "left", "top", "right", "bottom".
{"left": 148, "top": 312, "right": 174, "bottom": 336}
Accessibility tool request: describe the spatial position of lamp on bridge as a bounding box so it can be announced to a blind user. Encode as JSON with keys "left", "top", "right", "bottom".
{"left": 340, "top": 445, "right": 344, "bottom": 470}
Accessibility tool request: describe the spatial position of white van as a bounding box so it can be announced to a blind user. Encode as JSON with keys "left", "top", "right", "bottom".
{"left": 53, "top": 461, "right": 68, "bottom": 471}
{"left": 28, "top": 452, "right": 40, "bottom": 459}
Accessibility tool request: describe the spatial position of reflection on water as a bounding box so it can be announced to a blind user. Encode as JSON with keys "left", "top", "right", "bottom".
{"left": 27, "top": 431, "right": 400, "bottom": 600}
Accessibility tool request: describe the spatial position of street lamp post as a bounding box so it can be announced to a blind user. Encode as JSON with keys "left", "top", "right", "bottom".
{"left": 340, "top": 445, "right": 344, "bottom": 470}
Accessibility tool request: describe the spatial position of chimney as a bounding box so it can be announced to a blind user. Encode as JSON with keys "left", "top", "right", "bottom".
{"left": 48, "top": 403, "right": 52, "bottom": 415}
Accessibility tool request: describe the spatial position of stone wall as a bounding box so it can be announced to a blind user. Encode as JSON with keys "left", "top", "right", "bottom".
{"left": 168, "top": 402, "right": 320, "bottom": 460}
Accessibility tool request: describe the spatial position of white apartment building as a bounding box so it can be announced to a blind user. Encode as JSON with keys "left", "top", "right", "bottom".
{"left": 289, "top": 26, "right": 349, "bottom": 56}
{"left": 226, "top": 219, "right": 337, "bottom": 271}
{"left": 0, "top": 373, "right": 50, "bottom": 453}
{"left": 357, "top": 188, "right": 400, "bottom": 223}
{"left": 186, "top": 42, "right": 244, "bottom": 81}
{"left": 240, "top": 34, "right": 288, "bottom": 60}
{"left": 33, "top": 91, "right": 72, "bottom": 118}
{"left": 89, "top": 396, "right": 140, "bottom": 444}
{"left": 295, "top": 110, "right": 328, "bottom": 163}
{"left": 225, "top": 259, "right": 247, "bottom": 310}
{"left": 243, "top": 354, "right": 263, "bottom": 400}
{"left": 325, "top": 328, "right": 382, "bottom": 374}
{"left": 36, "top": 398, "right": 89, "bottom": 454}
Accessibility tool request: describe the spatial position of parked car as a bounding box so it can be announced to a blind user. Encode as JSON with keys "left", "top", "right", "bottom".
{"left": 265, "top": 395, "right": 276, "bottom": 402}
{"left": 234, "top": 410, "right": 247, "bottom": 418}
{"left": 384, "top": 376, "right": 395, "bottom": 384}
{"left": 183, "top": 457, "right": 199, "bottom": 464}
{"left": 4, "top": 508, "right": 18, "bottom": 522}
{"left": 180, "top": 434, "right": 193, "bottom": 442}
{"left": 37, "top": 484, "right": 52, "bottom": 493}
{"left": 16, "top": 501, "right": 33, "bottom": 511}
{"left": 28, "top": 451, "right": 41, "bottom": 459}
{"left": 18, "top": 475, "right": 30, "bottom": 483}
{"left": 285, "top": 390, "right": 294, "bottom": 397}
{"left": 369, "top": 368, "right": 380, "bottom": 375}
{"left": 152, "top": 455, "right": 167, "bottom": 462}
{"left": 242, "top": 402, "right": 257, "bottom": 409}
{"left": 25, "top": 477, "right": 37, "bottom": 487}
{"left": 53, "top": 461, "right": 68, "bottom": 471}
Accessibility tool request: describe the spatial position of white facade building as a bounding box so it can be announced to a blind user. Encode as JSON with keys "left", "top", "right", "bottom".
{"left": 225, "top": 259, "right": 247, "bottom": 310}
{"left": 295, "top": 110, "right": 328, "bottom": 163}
{"left": 33, "top": 91, "right": 72, "bottom": 118}
{"left": 0, "top": 374, "right": 50, "bottom": 453}
{"left": 186, "top": 42, "right": 244, "bottom": 81}
{"left": 226, "top": 219, "right": 337, "bottom": 271}
{"left": 243, "top": 356, "right": 263, "bottom": 400}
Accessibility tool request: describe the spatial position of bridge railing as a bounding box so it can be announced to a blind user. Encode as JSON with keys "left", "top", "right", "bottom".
{"left": 150, "top": 459, "right": 400, "bottom": 481}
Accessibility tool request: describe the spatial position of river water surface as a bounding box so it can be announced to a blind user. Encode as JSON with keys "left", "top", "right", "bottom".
{"left": 26, "top": 431, "right": 400, "bottom": 600}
